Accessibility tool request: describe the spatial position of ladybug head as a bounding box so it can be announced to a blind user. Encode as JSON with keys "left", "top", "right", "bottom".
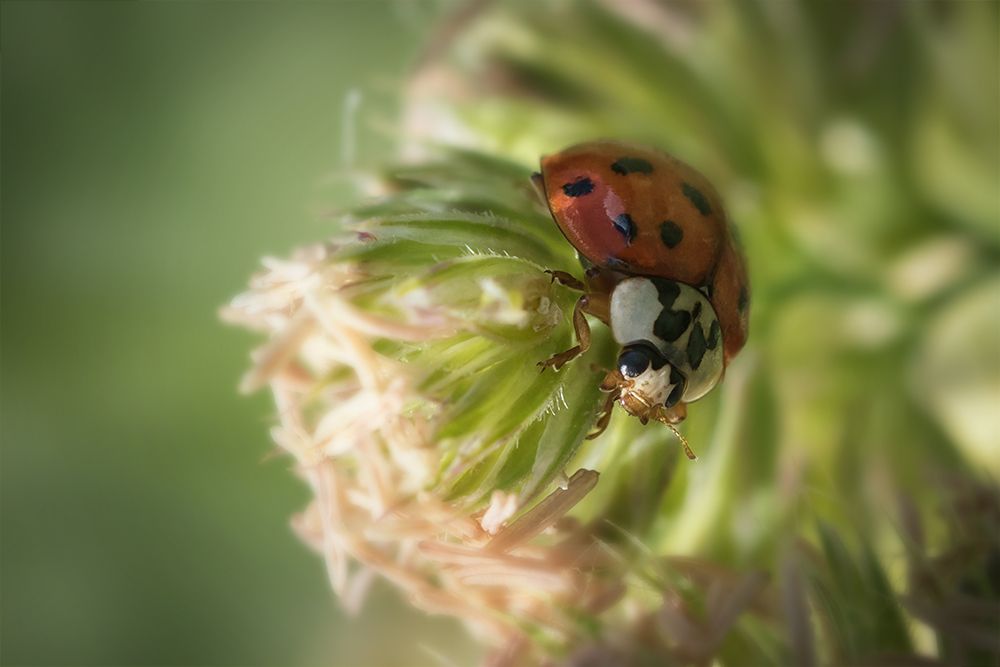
{"left": 600, "top": 343, "right": 696, "bottom": 459}
{"left": 615, "top": 342, "right": 685, "bottom": 410}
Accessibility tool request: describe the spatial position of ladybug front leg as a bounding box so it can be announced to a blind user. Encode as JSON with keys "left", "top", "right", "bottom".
{"left": 586, "top": 391, "right": 618, "bottom": 440}
{"left": 537, "top": 294, "right": 591, "bottom": 371}
{"left": 545, "top": 270, "right": 586, "bottom": 291}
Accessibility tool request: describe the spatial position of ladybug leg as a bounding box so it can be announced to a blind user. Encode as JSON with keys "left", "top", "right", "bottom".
{"left": 599, "top": 369, "right": 621, "bottom": 391}
{"left": 545, "top": 270, "right": 586, "bottom": 291}
{"left": 581, "top": 291, "right": 610, "bottom": 324}
{"left": 586, "top": 391, "right": 618, "bottom": 440}
{"left": 537, "top": 295, "right": 591, "bottom": 371}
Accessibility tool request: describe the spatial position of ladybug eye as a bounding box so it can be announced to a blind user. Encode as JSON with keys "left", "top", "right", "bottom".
{"left": 618, "top": 348, "right": 650, "bottom": 378}
{"left": 665, "top": 365, "right": 686, "bottom": 408}
{"left": 665, "top": 382, "right": 685, "bottom": 408}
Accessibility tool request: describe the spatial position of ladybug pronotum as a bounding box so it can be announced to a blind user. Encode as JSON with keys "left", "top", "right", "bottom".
{"left": 532, "top": 140, "right": 750, "bottom": 458}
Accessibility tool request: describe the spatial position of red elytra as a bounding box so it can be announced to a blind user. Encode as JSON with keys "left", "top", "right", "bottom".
{"left": 538, "top": 140, "right": 749, "bottom": 363}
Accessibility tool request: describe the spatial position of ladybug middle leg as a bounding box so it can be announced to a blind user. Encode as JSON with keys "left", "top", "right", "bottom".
{"left": 537, "top": 294, "right": 591, "bottom": 371}
{"left": 537, "top": 266, "right": 613, "bottom": 372}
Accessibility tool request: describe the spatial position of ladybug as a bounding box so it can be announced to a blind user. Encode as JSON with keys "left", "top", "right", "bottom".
{"left": 531, "top": 140, "right": 749, "bottom": 458}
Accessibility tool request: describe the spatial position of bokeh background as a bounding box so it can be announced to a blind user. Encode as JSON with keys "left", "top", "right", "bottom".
{"left": 3, "top": 1, "right": 998, "bottom": 666}
{"left": 2, "top": 2, "right": 479, "bottom": 665}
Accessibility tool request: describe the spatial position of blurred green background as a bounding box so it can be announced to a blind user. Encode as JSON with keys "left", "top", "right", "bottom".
{"left": 2, "top": 2, "right": 478, "bottom": 665}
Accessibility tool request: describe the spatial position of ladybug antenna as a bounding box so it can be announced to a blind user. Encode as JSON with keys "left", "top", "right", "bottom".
{"left": 664, "top": 422, "right": 697, "bottom": 460}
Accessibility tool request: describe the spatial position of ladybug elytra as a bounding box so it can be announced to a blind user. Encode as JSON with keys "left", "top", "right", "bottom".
{"left": 532, "top": 140, "right": 750, "bottom": 458}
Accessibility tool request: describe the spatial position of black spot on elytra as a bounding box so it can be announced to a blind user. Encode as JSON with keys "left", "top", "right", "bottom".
{"left": 737, "top": 286, "right": 749, "bottom": 312}
{"left": 562, "top": 177, "right": 594, "bottom": 197}
{"left": 612, "top": 214, "right": 636, "bottom": 243}
{"left": 659, "top": 220, "right": 683, "bottom": 248}
{"left": 706, "top": 320, "right": 721, "bottom": 350}
{"left": 610, "top": 157, "right": 654, "bottom": 175}
{"left": 691, "top": 301, "right": 702, "bottom": 321}
{"left": 687, "top": 323, "right": 708, "bottom": 369}
{"left": 654, "top": 309, "right": 691, "bottom": 342}
{"left": 682, "top": 182, "right": 712, "bottom": 215}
